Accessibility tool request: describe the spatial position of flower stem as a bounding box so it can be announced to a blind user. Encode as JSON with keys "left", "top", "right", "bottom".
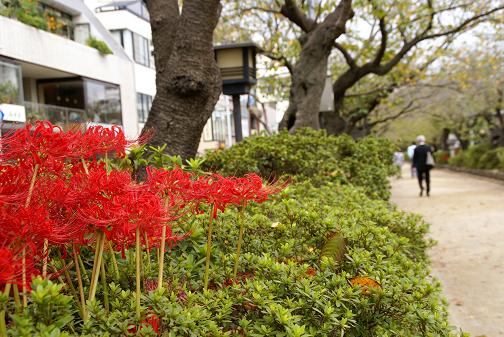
{"left": 0, "top": 284, "right": 12, "bottom": 337}
{"left": 157, "top": 225, "right": 167, "bottom": 290}
{"left": 135, "top": 226, "right": 142, "bottom": 319}
{"left": 100, "top": 259, "right": 109, "bottom": 313}
{"left": 12, "top": 284, "right": 21, "bottom": 312}
{"left": 42, "top": 239, "right": 49, "bottom": 278}
{"left": 21, "top": 247, "right": 27, "bottom": 308}
{"left": 72, "top": 244, "right": 87, "bottom": 322}
{"left": 88, "top": 231, "right": 105, "bottom": 302}
{"left": 25, "top": 164, "right": 39, "bottom": 208}
{"left": 21, "top": 164, "right": 39, "bottom": 308}
{"left": 81, "top": 158, "right": 90, "bottom": 175}
{"left": 144, "top": 233, "right": 151, "bottom": 274}
{"left": 60, "top": 255, "right": 78, "bottom": 304}
{"left": 107, "top": 242, "right": 120, "bottom": 281}
{"left": 203, "top": 205, "right": 216, "bottom": 291}
{"left": 77, "top": 253, "right": 89, "bottom": 283}
{"left": 233, "top": 204, "right": 246, "bottom": 278}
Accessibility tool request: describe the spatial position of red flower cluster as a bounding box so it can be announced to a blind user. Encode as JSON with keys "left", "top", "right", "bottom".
{"left": 0, "top": 121, "right": 286, "bottom": 292}
{"left": 0, "top": 121, "right": 178, "bottom": 288}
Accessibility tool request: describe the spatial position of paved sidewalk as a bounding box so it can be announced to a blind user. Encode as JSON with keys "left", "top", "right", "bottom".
{"left": 391, "top": 167, "right": 504, "bottom": 337}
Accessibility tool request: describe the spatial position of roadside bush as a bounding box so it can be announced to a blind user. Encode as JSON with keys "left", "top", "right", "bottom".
{"left": 2, "top": 122, "right": 459, "bottom": 336}
{"left": 434, "top": 150, "right": 450, "bottom": 165}
{"left": 449, "top": 143, "right": 504, "bottom": 171}
{"left": 202, "top": 129, "right": 396, "bottom": 200}
{"left": 6, "top": 182, "right": 457, "bottom": 337}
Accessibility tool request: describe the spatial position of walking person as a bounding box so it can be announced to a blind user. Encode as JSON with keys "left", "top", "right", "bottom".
{"left": 393, "top": 150, "right": 405, "bottom": 178}
{"left": 407, "top": 141, "right": 417, "bottom": 178}
{"left": 412, "top": 135, "right": 435, "bottom": 197}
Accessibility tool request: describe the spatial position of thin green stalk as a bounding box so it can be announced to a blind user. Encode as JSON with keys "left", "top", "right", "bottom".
{"left": 42, "top": 240, "right": 49, "bottom": 278}
{"left": 100, "top": 260, "right": 109, "bottom": 313}
{"left": 12, "top": 285, "right": 21, "bottom": 312}
{"left": 144, "top": 233, "right": 151, "bottom": 274}
{"left": 157, "top": 225, "right": 167, "bottom": 290}
{"left": 233, "top": 204, "right": 246, "bottom": 278}
{"left": 72, "top": 245, "right": 87, "bottom": 322}
{"left": 60, "top": 256, "right": 78, "bottom": 303}
{"left": 135, "top": 227, "right": 142, "bottom": 319}
{"left": 88, "top": 231, "right": 105, "bottom": 302}
{"left": 77, "top": 254, "right": 89, "bottom": 283}
{"left": 21, "top": 248, "right": 27, "bottom": 308}
{"left": 22, "top": 164, "right": 39, "bottom": 308}
{"left": 0, "top": 284, "right": 12, "bottom": 337}
{"left": 203, "top": 205, "right": 216, "bottom": 291}
{"left": 107, "top": 242, "right": 120, "bottom": 281}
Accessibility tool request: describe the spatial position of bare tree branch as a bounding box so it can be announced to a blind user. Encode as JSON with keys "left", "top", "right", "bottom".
{"left": 334, "top": 42, "right": 357, "bottom": 68}
{"left": 263, "top": 52, "right": 294, "bottom": 74}
{"left": 280, "top": 0, "right": 317, "bottom": 32}
{"left": 372, "top": 17, "right": 388, "bottom": 65}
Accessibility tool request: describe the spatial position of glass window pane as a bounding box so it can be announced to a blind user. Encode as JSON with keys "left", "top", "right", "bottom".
{"left": 110, "top": 30, "right": 122, "bottom": 46}
{"left": 0, "top": 60, "right": 23, "bottom": 105}
{"left": 75, "top": 24, "right": 90, "bottom": 44}
{"left": 133, "top": 33, "right": 149, "bottom": 66}
{"left": 123, "top": 30, "right": 134, "bottom": 60}
{"left": 85, "top": 80, "right": 122, "bottom": 125}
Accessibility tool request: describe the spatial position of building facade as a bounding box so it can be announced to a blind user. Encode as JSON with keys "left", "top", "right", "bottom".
{"left": 0, "top": 0, "right": 278, "bottom": 152}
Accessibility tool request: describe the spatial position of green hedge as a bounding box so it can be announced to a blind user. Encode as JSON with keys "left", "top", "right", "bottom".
{"left": 202, "top": 129, "right": 396, "bottom": 200}
{"left": 449, "top": 143, "right": 504, "bottom": 171}
{"left": 17, "top": 182, "right": 458, "bottom": 336}
{"left": 7, "top": 132, "right": 460, "bottom": 336}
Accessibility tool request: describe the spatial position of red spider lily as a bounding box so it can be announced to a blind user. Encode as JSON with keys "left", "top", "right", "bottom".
{"left": 107, "top": 185, "right": 166, "bottom": 251}
{"left": 73, "top": 164, "right": 132, "bottom": 232}
{"left": 0, "top": 247, "right": 15, "bottom": 286}
{"left": 191, "top": 174, "right": 238, "bottom": 218}
{"left": 0, "top": 121, "right": 75, "bottom": 165}
{"left": 0, "top": 246, "right": 39, "bottom": 289}
{"left": 0, "top": 165, "right": 30, "bottom": 204}
{"left": 70, "top": 125, "right": 129, "bottom": 159}
{"left": 146, "top": 167, "right": 193, "bottom": 204}
{"left": 230, "top": 173, "right": 288, "bottom": 205}
{"left": 128, "top": 310, "right": 160, "bottom": 335}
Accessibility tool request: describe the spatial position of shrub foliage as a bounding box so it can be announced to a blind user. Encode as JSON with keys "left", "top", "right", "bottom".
{"left": 202, "top": 129, "right": 396, "bottom": 200}
{"left": 1, "top": 125, "right": 460, "bottom": 336}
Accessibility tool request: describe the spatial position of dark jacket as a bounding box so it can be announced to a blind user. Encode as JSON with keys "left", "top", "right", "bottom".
{"left": 412, "top": 144, "right": 433, "bottom": 171}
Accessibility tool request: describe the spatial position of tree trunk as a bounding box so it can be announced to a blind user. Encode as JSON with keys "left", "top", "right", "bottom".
{"left": 143, "top": 0, "right": 222, "bottom": 160}
{"left": 279, "top": 0, "right": 353, "bottom": 131}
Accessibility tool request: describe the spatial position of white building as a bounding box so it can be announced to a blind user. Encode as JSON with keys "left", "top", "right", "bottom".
{"left": 0, "top": 0, "right": 278, "bottom": 152}
{"left": 0, "top": 0, "right": 140, "bottom": 137}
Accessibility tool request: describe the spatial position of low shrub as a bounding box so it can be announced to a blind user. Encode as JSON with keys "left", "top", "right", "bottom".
{"left": 5, "top": 182, "right": 458, "bottom": 336}
{"left": 86, "top": 37, "right": 113, "bottom": 55}
{"left": 1, "top": 122, "right": 459, "bottom": 336}
{"left": 449, "top": 143, "right": 504, "bottom": 171}
{"left": 202, "top": 129, "right": 396, "bottom": 200}
{"left": 434, "top": 150, "right": 450, "bottom": 165}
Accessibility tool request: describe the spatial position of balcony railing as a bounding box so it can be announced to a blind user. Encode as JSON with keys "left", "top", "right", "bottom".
{"left": 24, "top": 101, "right": 87, "bottom": 130}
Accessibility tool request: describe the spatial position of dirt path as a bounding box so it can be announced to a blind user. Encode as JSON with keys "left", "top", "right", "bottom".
{"left": 391, "top": 166, "right": 504, "bottom": 337}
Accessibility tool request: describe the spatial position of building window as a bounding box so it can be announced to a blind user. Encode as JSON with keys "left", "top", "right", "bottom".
{"left": 74, "top": 24, "right": 90, "bottom": 44}
{"left": 112, "top": 30, "right": 151, "bottom": 67}
{"left": 96, "top": 1, "right": 150, "bottom": 21}
{"left": 0, "top": 60, "right": 23, "bottom": 105}
{"left": 41, "top": 3, "right": 74, "bottom": 39}
{"left": 85, "top": 79, "right": 122, "bottom": 125}
{"left": 137, "top": 93, "right": 152, "bottom": 123}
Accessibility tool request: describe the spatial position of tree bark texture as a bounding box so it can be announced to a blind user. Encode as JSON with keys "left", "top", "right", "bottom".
{"left": 279, "top": 0, "right": 353, "bottom": 131}
{"left": 143, "top": 0, "right": 222, "bottom": 159}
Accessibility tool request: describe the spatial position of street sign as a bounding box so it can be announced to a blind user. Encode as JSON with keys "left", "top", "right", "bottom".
{"left": 0, "top": 104, "right": 26, "bottom": 123}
